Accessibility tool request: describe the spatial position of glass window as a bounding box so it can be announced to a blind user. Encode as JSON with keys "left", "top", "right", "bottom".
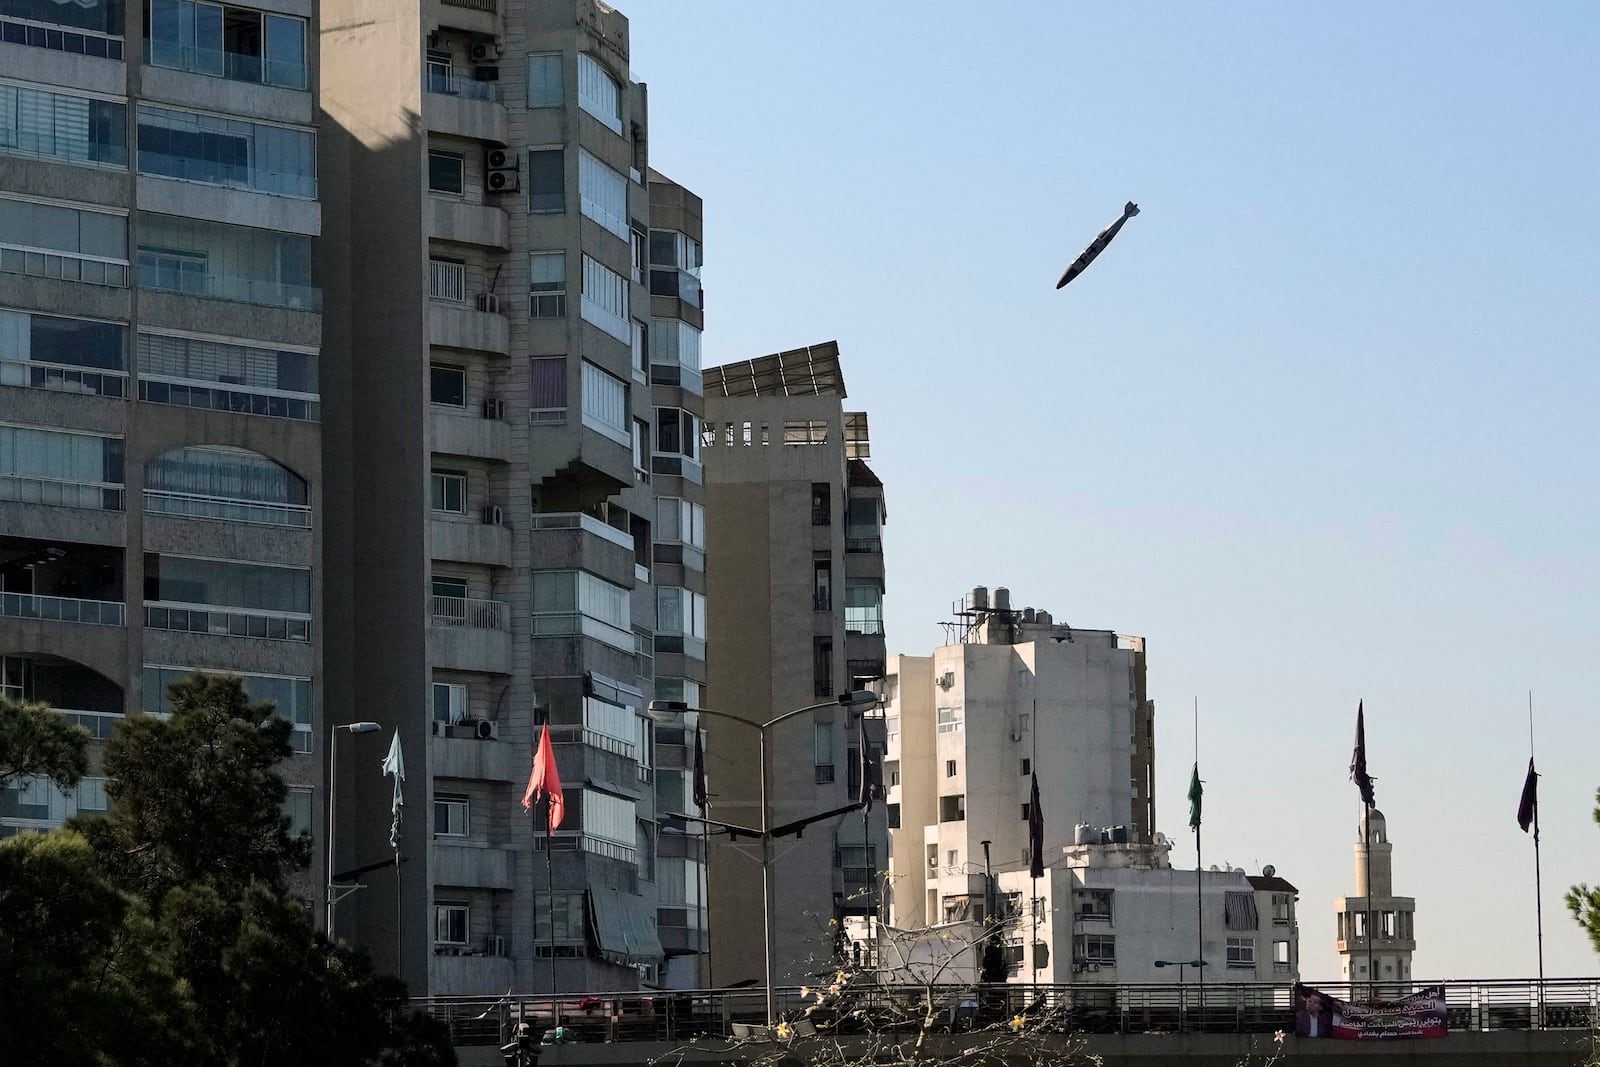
{"left": 142, "top": 665, "right": 312, "bottom": 743}
{"left": 581, "top": 788, "right": 635, "bottom": 845}
{"left": 434, "top": 793, "right": 469, "bottom": 836}
{"left": 0, "top": 424, "right": 123, "bottom": 509}
{"left": 143, "top": 445, "right": 307, "bottom": 526}
{"left": 1227, "top": 936, "right": 1255, "bottom": 967}
{"left": 430, "top": 363, "right": 466, "bottom": 406}
{"left": 0, "top": 309, "right": 124, "bottom": 370}
{"left": 527, "top": 147, "right": 563, "bottom": 213}
{"left": 630, "top": 319, "right": 646, "bottom": 378}
{"left": 432, "top": 681, "right": 467, "bottom": 724}
{"left": 430, "top": 469, "right": 466, "bottom": 513}
{"left": 536, "top": 891, "right": 585, "bottom": 943}
{"left": 579, "top": 254, "right": 628, "bottom": 342}
{"left": 655, "top": 586, "right": 705, "bottom": 639}
{"left": 844, "top": 580, "right": 884, "bottom": 635}
{"left": 284, "top": 786, "right": 311, "bottom": 836}
{"left": 427, "top": 150, "right": 464, "bottom": 195}
{"left": 137, "top": 106, "right": 316, "bottom": 198}
{"left": 434, "top": 900, "right": 469, "bottom": 944}
{"left": 144, "top": 2, "right": 307, "bottom": 90}
{"left": 136, "top": 213, "right": 315, "bottom": 310}
{"left": 528, "top": 250, "right": 565, "bottom": 318}
{"left": 529, "top": 356, "right": 565, "bottom": 418}
{"left": 527, "top": 53, "right": 562, "bottom": 108}
{"left": 576, "top": 54, "right": 622, "bottom": 134}
{"left": 143, "top": 554, "right": 310, "bottom": 614}
{"left": 578, "top": 149, "right": 627, "bottom": 239}
{"left": 0, "top": 0, "right": 123, "bottom": 35}
{"left": 0, "top": 197, "right": 128, "bottom": 287}
{"left": 579, "top": 360, "right": 627, "bottom": 440}
{"left": 136, "top": 331, "right": 318, "bottom": 419}
{"left": 0, "top": 84, "right": 127, "bottom": 167}
{"left": 264, "top": 14, "right": 308, "bottom": 89}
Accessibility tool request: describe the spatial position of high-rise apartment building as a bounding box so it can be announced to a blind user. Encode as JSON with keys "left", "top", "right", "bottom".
{"left": 0, "top": 0, "right": 323, "bottom": 883}
{"left": 320, "top": 0, "right": 706, "bottom": 994}
{"left": 701, "top": 342, "right": 888, "bottom": 987}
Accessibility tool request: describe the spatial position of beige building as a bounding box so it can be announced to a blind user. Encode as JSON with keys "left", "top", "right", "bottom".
{"left": 701, "top": 342, "right": 888, "bottom": 988}
{"left": 320, "top": 0, "right": 706, "bottom": 993}
{"left": 1336, "top": 808, "right": 1416, "bottom": 992}
{"left": 0, "top": 0, "right": 323, "bottom": 897}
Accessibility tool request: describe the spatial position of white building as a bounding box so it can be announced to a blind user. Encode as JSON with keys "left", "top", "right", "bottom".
{"left": 1335, "top": 808, "right": 1416, "bottom": 992}
{"left": 881, "top": 586, "right": 1300, "bottom": 988}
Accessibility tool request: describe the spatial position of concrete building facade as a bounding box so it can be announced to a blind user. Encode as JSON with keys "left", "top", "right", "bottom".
{"left": 319, "top": 0, "right": 706, "bottom": 994}
{"left": 701, "top": 342, "right": 888, "bottom": 988}
{"left": 1335, "top": 808, "right": 1416, "bottom": 992}
{"left": 0, "top": 0, "right": 324, "bottom": 897}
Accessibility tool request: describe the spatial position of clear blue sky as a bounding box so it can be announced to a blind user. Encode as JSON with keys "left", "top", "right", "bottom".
{"left": 625, "top": 1, "right": 1600, "bottom": 981}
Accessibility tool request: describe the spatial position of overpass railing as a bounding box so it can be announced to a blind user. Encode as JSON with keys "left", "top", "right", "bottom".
{"left": 411, "top": 977, "right": 1600, "bottom": 1048}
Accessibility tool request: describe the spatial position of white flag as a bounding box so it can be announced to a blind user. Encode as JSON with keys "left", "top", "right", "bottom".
{"left": 381, "top": 729, "right": 405, "bottom": 850}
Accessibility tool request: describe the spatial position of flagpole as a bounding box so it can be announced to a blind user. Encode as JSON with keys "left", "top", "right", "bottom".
{"left": 1193, "top": 700, "right": 1204, "bottom": 1019}
{"left": 546, "top": 798, "right": 557, "bottom": 995}
{"left": 1364, "top": 799, "right": 1374, "bottom": 1001}
{"left": 1530, "top": 692, "right": 1545, "bottom": 1018}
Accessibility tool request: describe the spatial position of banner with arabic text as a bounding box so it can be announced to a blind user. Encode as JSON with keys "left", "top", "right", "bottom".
{"left": 1294, "top": 983, "right": 1447, "bottom": 1040}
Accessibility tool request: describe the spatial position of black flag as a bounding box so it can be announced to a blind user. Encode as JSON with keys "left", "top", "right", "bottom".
{"left": 1517, "top": 757, "right": 1538, "bottom": 834}
{"left": 692, "top": 726, "right": 707, "bottom": 812}
{"left": 1027, "top": 772, "right": 1044, "bottom": 879}
{"left": 856, "top": 741, "right": 880, "bottom": 812}
{"left": 1350, "top": 701, "right": 1376, "bottom": 807}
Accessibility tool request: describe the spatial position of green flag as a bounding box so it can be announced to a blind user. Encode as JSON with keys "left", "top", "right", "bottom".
{"left": 1188, "top": 762, "right": 1203, "bottom": 831}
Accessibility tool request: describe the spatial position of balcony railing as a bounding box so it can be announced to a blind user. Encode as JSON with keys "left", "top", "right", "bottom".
{"left": 59, "top": 709, "right": 125, "bottom": 740}
{"left": 0, "top": 474, "right": 124, "bottom": 511}
{"left": 144, "top": 603, "right": 311, "bottom": 641}
{"left": 429, "top": 259, "right": 467, "bottom": 302}
{"left": 135, "top": 261, "right": 321, "bottom": 310}
{"left": 530, "top": 611, "right": 633, "bottom": 653}
{"left": 547, "top": 724, "right": 635, "bottom": 761}
{"left": 431, "top": 595, "right": 508, "bottom": 631}
{"left": 138, "top": 377, "right": 320, "bottom": 421}
{"left": 0, "top": 358, "right": 127, "bottom": 398}
{"left": 533, "top": 832, "right": 636, "bottom": 865}
{"left": 144, "top": 489, "right": 312, "bottom": 528}
{"left": 425, "top": 68, "right": 496, "bottom": 102}
{"left": 529, "top": 512, "right": 634, "bottom": 551}
{"left": 846, "top": 535, "right": 883, "bottom": 553}
{"left": 442, "top": 0, "right": 496, "bottom": 10}
{"left": 0, "top": 592, "right": 124, "bottom": 626}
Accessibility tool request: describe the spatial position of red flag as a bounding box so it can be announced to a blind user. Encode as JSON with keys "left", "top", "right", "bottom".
{"left": 523, "top": 723, "right": 565, "bottom": 830}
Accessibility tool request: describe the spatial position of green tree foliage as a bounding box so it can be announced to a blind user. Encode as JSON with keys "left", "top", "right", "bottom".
{"left": 1, "top": 674, "right": 454, "bottom": 1066}
{"left": 0, "top": 694, "right": 90, "bottom": 789}
{"left": 1566, "top": 787, "right": 1600, "bottom": 956}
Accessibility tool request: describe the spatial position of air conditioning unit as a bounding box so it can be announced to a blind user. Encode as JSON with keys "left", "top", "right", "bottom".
{"left": 481, "top": 397, "right": 505, "bottom": 420}
{"left": 481, "top": 504, "right": 503, "bottom": 526}
{"left": 475, "top": 719, "right": 498, "bottom": 741}
{"left": 937, "top": 671, "right": 955, "bottom": 690}
{"left": 486, "top": 934, "right": 507, "bottom": 957}
{"left": 485, "top": 148, "right": 518, "bottom": 193}
{"left": 469, "top": 40, "right": 499, "bottom": 62}
{"left": 475, "top": 291, "right": 500, "bottom": 313}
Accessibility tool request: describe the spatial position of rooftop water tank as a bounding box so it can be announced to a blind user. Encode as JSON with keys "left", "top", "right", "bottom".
{"left": 993, "top": 587, "right": 1011, "bottom": 610}
{"left": 1074, "top": 824, "right": 1096, "bottom": 845}
{"left": 970, "top": 586, "right": 989, "bottom": 610}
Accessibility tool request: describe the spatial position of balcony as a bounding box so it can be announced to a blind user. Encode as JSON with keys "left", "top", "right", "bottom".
{"left": 423, "top": 73, "right": 506, "bottom": 143}
{"left": 430, "top": 518, "right": 511, "bottom": 568}
{"left": 0, "top": 474, "right": 124, "bottom": 512}
{"left": 528, "top": 513, "right": 636, "bottom": 585}
{"left": 429, "top": 199, "right": 509, "bottom": 249}
{"left": 431, "top": 731, "right": 517, "bottom": 781}
{"left": 430, "top": 406, "right": 511, "bottom": 463}
{"left": 0, "top": 357, "right": 127, "bottom": 399}
{"left": 144, "top": 603, "right": 310, "bottom": 641}
{"left": 0, "top": 592, "right": 123, "bottom": 626}
{"left": 430, "top": 595, "right": 512, "bottom": 674}
{"left": 59, "top": 708, "right": 125, "bottom": 741}
{"left": 428, "top": 953, "right": 513, "bottom": 997}
{"left": 144, "top": 490, "right": 312, "bottom": 528}
{"left": 433, "top": 842, "right": 515, "bottom": 890}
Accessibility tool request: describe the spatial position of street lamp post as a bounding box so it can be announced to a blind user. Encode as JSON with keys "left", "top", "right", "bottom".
{"left": 648, "top": 690, "right": 880, "bottom": 1028}
{"left": 1154, "top": 959, "right": 1207, "bottom": 1031}
{"left": 325, "top": 720, "right": 382, "bottom": 936}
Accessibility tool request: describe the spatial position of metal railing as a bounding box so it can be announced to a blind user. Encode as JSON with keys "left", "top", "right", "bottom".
{"left": 431, "top": 595, "right": 508, "bottom": 631}
{"left": 0, "top": 357, "right": 127, "bottom": 398}
{"left": 529, "top": 511, "right": 634, "bottom": 551}
{"left": 144, "top": 489, "right": 312, "bottom": 528}
{"left": 0, "top": 474, "right": 124, "bottom": 511}
{"left": 425, "top": 67, "right": 496, "bottom": 102}
{"left": 0, "top": 592, "right": 124, "bottom": 626}
{"left": 144, "top": 603, "right": 310, "bottom": 641}
{"left": 441, "top": 0, "right": 496, "bottom": 9}
{"left": 415, "top": 978, "right": 1600, "bottom": 1048}
{"left": 60, "top": 708, "right": 125, "bottom": 740}
{"left": 138, "top": 377, "right": 320, "bottom": 421}
{"left": 135, "top": 261, "right": 320, "bottom": 310}
{"left": 429, "top": 259, "right": 467, "bottom": 302}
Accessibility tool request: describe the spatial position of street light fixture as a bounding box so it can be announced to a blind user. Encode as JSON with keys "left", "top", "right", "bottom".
{"left": 1154, "top": 959, "right": 1208, "bottom": 1030}
{"left": 646, "top": 690, "right": 880, "bottom": 1027}
{"left": 326, "top": 720, "right": 382, "bottom": 935}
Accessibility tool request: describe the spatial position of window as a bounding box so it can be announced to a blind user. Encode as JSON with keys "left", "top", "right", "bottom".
{"left": 0, "top": 196, "right": 127, "bottom": 287}
{"left": 648, "top": 229, "right": 702, "bottom": 307}
{"left": 1021, "top": 758, "right": 1031, "bottom": 776}
{"left": 1, "top": 310, "right": 125, "bottom": 382}
{"left": 1020, "top": 803, "right": 1031, "bottom": 822}
{"left": 1271, "top": 893, "right": 1293, "bottom": 925}
{"left": 845, "top": 580, "right": 884, "bottom": 635}
{"left": 144, "top": 666, "right": 311, "bottom": 751}
{"left": 434, "top": 900, "right": 469, "bottom": 945}
{"left": 630, "top": 228, "right": 646, "bottom": 283}
{"left": 939, "top": 794, "right": 965, "bottom": 823}
{"left": 536, "top": 891, "right": 585, "bottom": 943}
{"left": 578, "top": 150, "right": 627, "bottom": 239}
{"left": 1076, "top": 888, "right": 1113, "bottom": 922}
{"left": 580, "top": 254, "right": 628, "bottom": 342}
{"left": 579, "top": 360, "right": 628, "bottom": 443}
{"left": 1074, "top": 934, "right": 1116, "bottom": 965}
{"left": 945, "top": 759, "right": 957, "bottom": 778}
{"left": 531, "top": 570, "right": 632, "bottom": 651}
{"left": 527, "top": 147, "right": 563, "bottom": 213}
{"left": 1, "top": 0, "right": 122, "bottom": 36}
{"left": 527, "top": 53, "right": 562, "bottom": 108}
{"left": 430, "top": 469, "right": 466, "bottom": 514}
{"left": 814, "top": 721, "right": 834, "bottom": 783}
{"left": 936, "top": 706, "right": 963, "bottom": 734}
{"left": 434, "top": 793, "right": 469, "bottom": 837}
{"left": 813, "top": 637, "right": 832, "bottom": 698}
{"left": 1273, "top": 940, "right": 1291, "bottom": 966}
{"left": 143, "top": 555, "right": 309, "bottom": 614}
{"left": 0, "top": 425, "right": 124, "bottom": 510}
{"left": 886, "top": 803, "right": 900, "bottom": 829}
{"left": 137, "top": 213, "right": 315, "bottom": 308}
{"left": 136, "top": 331, "right": 318, "bottom": 420}
{"left": 649, "top": 318, "right": 702, "bottom": 392}
{"left": 582, "top": 787, "right": 636, "bottom": 847}
{"left": 812, "top": 559, "right": 831, "bottom": 610}
{"left": 430, "top": 363, "right": 465, "bottom": 406}
{"left": 630, "top": 319, "right": 647, "bottom": 379}
{"left": 0, "top": 84, "right": 127, "bottom": 167}
{"left": 653, "top": 408, "right": 700, "bottom": 462}
{"left": 428, "top": 150, "right": 464, "bottom": 195}
{"left": 577, "top": 54, "right": 622, "bottom": 134}
{"left": 811, "top": 483, "right": 831, "bottom": 525}
{"left": 885, "top": 760, "right": 899, "bottom": 787}
{"left": 145, "top": 1, "right": 309, "bottom": 90}
{"left": 529, "top": 356, "right": 566, "bottom": 420}
{"left": 632, "top": 418, "right": 649, "bottom": 478}
{"left": 143, "top": 445, "right": 309, "bottom": 527}
{"left": 138, "top": 106, "right": 316, "bottom": 198}
{"left": 1226, "top": 936, "right": 1255, "bottom": 968}
{"left": 283, "top": 785, "right": 311, "bottom": 836}
{"left": 846, "top": 495, "right": 883, "bottom": 552}
{"left": 432, "top": 682, "right": 466, "bottom": 724}
{"left": 528, "top": 251, "right": 566, "bottom": 317}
